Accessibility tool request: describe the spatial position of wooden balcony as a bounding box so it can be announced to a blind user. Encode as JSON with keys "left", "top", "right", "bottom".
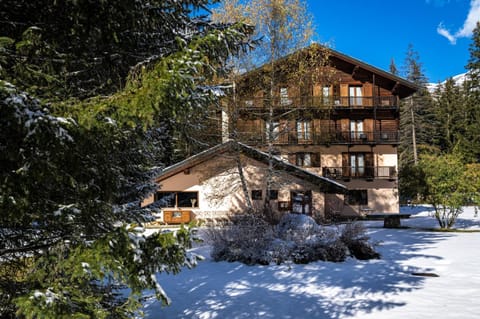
{"left": 322, "top": 166, "right": 397, "bottom": 181}
{"left": 236, "top": 130, "right": 399, "bottom": 146}
{"left": 237, "top": 95, "right": 399, "bottom": 111}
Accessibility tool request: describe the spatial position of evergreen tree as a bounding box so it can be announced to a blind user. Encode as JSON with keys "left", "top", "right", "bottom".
{"left": 398, "top": 44, "right": 437, "bottom": 202}
{"left": 433, "top": 78, "right": 466, "bottom": 153}
{"left": 0, "top": 0, "right": 242, "bottom": 100}
{"left": 399, "top": 44, "right": 437, "bottom": 165}
{"left": 389, "top": 58, "right": 398, "bottom": 75}
{"left": 0, "top": 1, "right": 252, "bottom": 317}
{"left": 462, "top": 21, "right": 480, "bottom": 162}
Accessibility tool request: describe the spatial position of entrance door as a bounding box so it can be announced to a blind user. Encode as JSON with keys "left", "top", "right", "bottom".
{"left": 291, "top": 191, "right": 312, "bottom": 215}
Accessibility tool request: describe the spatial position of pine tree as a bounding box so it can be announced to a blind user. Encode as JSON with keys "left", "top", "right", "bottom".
{"left": 399, "top": 44, "right": 436, "bottom": 165}
{"left": 462, "top": 21, "right": 480, "bottom": 162}
{"left": 0, "top": 1, "right": 252, "bottom": 317}
{"left": 433, "top": 78, "right": 466, "bottom": 153}
{"left": 389, "top": 58, "right": 398, "bottom": 75}
{"left": 398, "top": 44, "right": 437, "bottom": 202}
{"left": 0, "top": 0, "right": 246, "bottom": 101}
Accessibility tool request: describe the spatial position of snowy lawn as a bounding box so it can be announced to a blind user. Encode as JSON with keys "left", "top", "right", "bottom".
{"left": 141, "top": 206, "right": 480, "bottom": 319}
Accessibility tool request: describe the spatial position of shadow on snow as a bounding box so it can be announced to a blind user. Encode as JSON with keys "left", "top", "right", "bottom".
{"left": 141, "top": 224, "right": 454, "bottom": 319}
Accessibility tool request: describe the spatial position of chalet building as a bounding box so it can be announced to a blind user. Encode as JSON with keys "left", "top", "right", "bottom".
{"left": 142, "top": 141, "right": 346, "bottom": 224}
{"left": 144, "top": 45, "right": 418, "bottom": 224}
{"left": 221, "top": 45, "right": 418, "bottom": 218}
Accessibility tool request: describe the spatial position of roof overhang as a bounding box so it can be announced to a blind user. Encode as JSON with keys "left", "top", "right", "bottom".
{"left": 155, "top": 141, "right": 347, "bottom": 194}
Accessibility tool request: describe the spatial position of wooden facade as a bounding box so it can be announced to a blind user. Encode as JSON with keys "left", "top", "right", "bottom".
{"left": 226, "top": 45, "right": 417, "bottom": 217}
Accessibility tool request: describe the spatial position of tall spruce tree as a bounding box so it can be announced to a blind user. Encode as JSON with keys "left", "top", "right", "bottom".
{"left": 398, "top": 44, "right": 436, "bottom": 202}
{"left": 462, "top": 21, "right": 480, "bottom": 162}
{"left": 433, "top": 77, "right": 466, "bottom": 153}
{"left": 0, "top": 1, "right": 252, "bottom": 317}
{"left": 399, "top": 44, "right": 436, "bottom": 165}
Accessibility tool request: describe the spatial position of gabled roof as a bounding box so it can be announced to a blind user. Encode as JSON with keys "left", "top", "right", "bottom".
{"left": 237, "top": 44, "right": 418, "bottom": 99}
{"left": 326, "top": 47, "right": 418, "bottom": 98}
{"left": 156, "top": 140, "right": 347, "bottom": 194}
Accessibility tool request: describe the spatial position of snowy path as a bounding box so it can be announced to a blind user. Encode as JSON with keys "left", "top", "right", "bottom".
{"left": 141, "top": 207, "right": 480, "bottom": 319}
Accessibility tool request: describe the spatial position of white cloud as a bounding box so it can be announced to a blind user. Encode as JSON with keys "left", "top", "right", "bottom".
{"left": 437, "top": 0, "right": 480, "bottom": 44}
{"left": 437, "top": 23, "right": 457, "bottom": 44}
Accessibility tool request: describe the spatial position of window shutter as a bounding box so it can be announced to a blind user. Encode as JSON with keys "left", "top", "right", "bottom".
{"left": 312, "top": 153, "right": 321, "bottom": 167}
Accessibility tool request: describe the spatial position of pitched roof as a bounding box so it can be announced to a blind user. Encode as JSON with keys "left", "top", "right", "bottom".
{"left": 156, "top": 140, "right": 347, "bottom": 194}
{"left": 238, "top": 44, "right": 418, "bottom": 99}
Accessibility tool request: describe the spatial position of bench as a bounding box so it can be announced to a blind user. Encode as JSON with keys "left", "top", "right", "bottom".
{"left": 365, "top": 213, "right": 412, "bottom": 228}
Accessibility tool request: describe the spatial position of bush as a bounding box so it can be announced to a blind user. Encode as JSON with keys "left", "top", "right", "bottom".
{"left": 207, "top": 214, "right": 379, "bottom": 265}
{"left": 206, "top": 214, "right": 274, "bottom": 265}
{"left": 340, "top": 222, "right": 380, "bottom": 260}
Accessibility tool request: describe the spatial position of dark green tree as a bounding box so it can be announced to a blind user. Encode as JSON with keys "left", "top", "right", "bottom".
{"left": 462, "top": 21, "right": 480, "bottom": 162}
{"left": 0, "top": 0, "right": 238, "bottom": 101}
{"left": 0, "top": 1, "right": 252, "bottom": 317}
{"left": 398, "top": 44, "right": 437, "bottom": 202}
{"left": 399, "top": 44, "right": 437, "bottom": 165}
{"left": 433, "top": 77, "right": 466, "bottom": 153}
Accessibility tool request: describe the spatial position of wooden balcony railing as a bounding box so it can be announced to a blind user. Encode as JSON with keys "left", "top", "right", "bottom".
{"left": 238, "top": 95, "right": 399, "bottom": 110}
{"left": 236, "top": 130, "right": 399, "bottom": 146}
{"left": 322, "top": 166, "right": 397, "bottom": 180}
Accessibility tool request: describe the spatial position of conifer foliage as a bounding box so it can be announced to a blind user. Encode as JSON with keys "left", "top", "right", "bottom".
{"left": 0, "top": 0, "right": 252, "bottom": 317}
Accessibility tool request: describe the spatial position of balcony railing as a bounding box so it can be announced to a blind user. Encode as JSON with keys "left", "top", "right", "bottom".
{"left": 238, "top": 95, "right": 399, "bottom": 110}
{"left": 237, "top": 130, "right": 399, "bottom": 146}
{"left": 322, "top": 166, "right": 397, "bottom": 180}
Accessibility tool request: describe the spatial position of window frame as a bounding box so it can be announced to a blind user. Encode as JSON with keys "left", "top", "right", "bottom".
{"left": 345, "top": 190, "right": 368, "bottom": 206}
{"left": 251, "top": 190, "right": 263, "bottom": 200}
{"left": 296, "top": 152, "right": 320, "bottom": 167}
{"left": 155, "top": 191, "right": 199, "bottom": 208}
{"left": 296, "top": 119, "right": 312, "bottom": 141}
{"left": 268, "top": 189, "right": 279, "bottom": 200}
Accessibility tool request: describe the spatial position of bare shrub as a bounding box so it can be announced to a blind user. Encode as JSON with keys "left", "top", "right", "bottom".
{"left": 206, "top": 214, "right": 379, "bottom": 265}
{"left": 207, "top": 214, "right": 274, "bottom": 265}
{"left": 340, "top": 222, "right": 380, "bottom": 260}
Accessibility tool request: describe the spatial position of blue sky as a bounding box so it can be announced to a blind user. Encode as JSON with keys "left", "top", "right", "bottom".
{"left": 308, "top": 0, "right": 480, "bottom": 83}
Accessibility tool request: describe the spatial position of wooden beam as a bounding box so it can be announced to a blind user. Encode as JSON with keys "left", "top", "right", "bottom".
{"left": 391, "top": 81, "right": 400, "bottom": 93}
{"left": 351, "top": 65, "right": 360, "bottom": 78}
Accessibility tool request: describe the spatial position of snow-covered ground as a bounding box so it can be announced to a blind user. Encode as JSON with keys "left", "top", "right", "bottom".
{"left": 141, "top": 206, "right": 480, "bottom": 319}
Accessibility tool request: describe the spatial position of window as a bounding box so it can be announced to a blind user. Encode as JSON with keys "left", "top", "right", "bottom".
{"left": 156, "top": 191, "right": 199, "bottom": 208}
{"left": 296, "top": 153, "right": 320, "bottom": 167}
{"left": 350, "top": 153, "right": 365, "bottom": 176}
{"left": 251, "top": 190, "right": 262, "bottom": 200}
{"left": 268, "top": 190, "right": 279, "bottom": 200}
{"left": 322, "top": 85, "right": 330, "bottom": 104}
{"left": 342, "top": 152, "right": 374, "bottom": 178}
{"left": 350, "top": 120, "right": 364, "bottom": 141}
{"left": 245, "top": 100, "right": 254, "bottom": 107}
{"left": 296, "top": 153, "right": 311, "bottom": 167}
{"left": 349, "top": 85, "right": 363, "bottom": 106}
{"left": 280, "top": 87, "right": 291, "bottom": 105}
{"left": 345, "top": 190, "right": 368, "bottom": 206}
{"left": 296, "top": 120, "right": 312, "bottom": 141}
{"left": 266, "top": 121, "right": 280, "bottom": 142}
